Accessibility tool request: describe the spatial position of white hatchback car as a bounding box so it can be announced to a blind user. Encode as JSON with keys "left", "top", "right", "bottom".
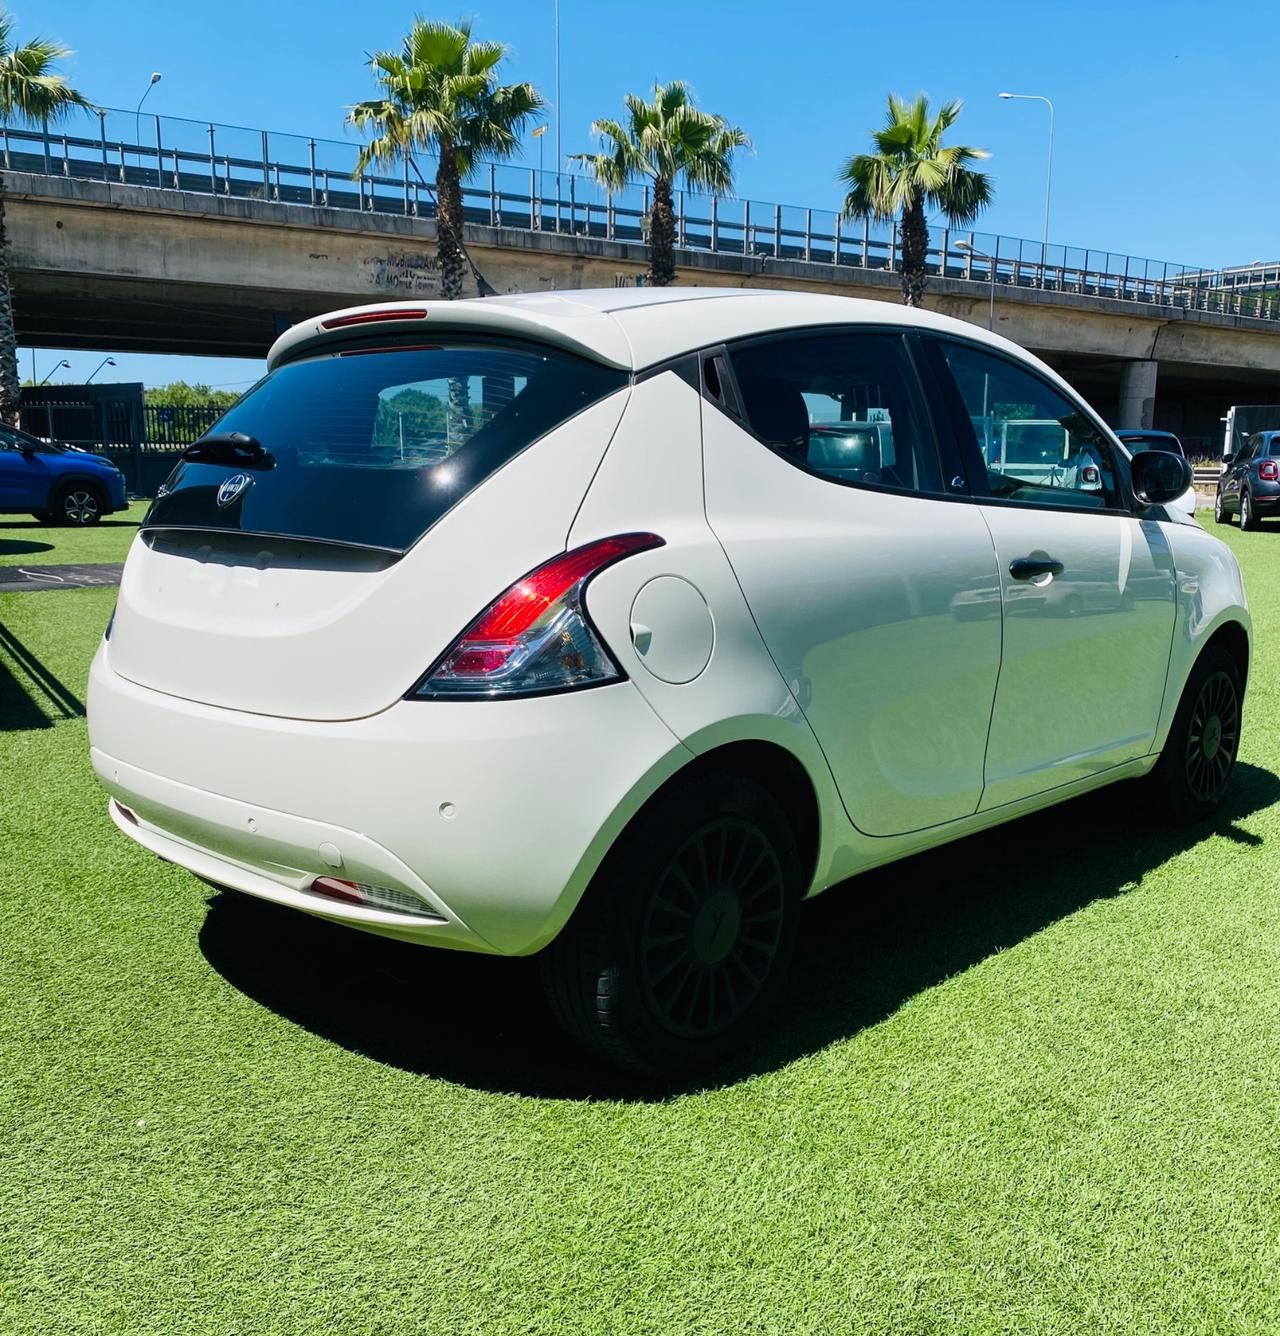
{"left": 89, "top": 288, "right": 1250, "bottom": 1074}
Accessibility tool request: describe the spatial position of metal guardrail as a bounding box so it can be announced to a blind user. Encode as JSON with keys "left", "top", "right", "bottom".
{"left": 15, "top": 106, "right": 1280, "bottom": 322}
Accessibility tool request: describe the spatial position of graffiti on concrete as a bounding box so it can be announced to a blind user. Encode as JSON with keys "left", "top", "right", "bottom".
{"left": 363, "top": 250, "right": 443, "bottom": 295}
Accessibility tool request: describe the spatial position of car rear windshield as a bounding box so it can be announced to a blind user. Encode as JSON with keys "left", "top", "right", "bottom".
{"left": 142, "top": 340, "right": 628, "bottom": 552}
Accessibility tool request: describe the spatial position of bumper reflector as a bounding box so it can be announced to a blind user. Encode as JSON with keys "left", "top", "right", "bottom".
{"left": 309, "top": 875, "right": 442, "bottom": 919}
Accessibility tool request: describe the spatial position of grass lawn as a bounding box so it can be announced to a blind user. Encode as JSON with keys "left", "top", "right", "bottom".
{"left": 0, "top": 501, "right": 146, "bottom": 568}
{"left": 3, "top": 520, "right": 1280, "bottom": 1334}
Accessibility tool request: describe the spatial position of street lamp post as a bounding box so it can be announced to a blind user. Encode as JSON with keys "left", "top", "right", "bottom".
{"left": 954, "top": 240, "right": 997, "bottom": 331}
{"left": 554, "top": 0, "right": 561, "bottom": 232}
{"left": 135, "top": 72, "right": 162, "bottom": 174}
{"left": 38, "top": 359, "right": 70, "bottom": 385}
{"left": 998, "top": 91, "right": 1054, "bottom": 284}
{"left": 85, "top": 357, "right": 116, "bottom": 384}
{"left": 532, "top": 123, "right": 548, "bottom": 228}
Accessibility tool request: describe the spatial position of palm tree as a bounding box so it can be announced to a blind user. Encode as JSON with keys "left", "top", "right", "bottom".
{"left": 348, "top": 18, "right": 543, "bottom": 304}
{"left": 0, "top": 12, "right": 93, "bottom": 421}
{"left": 573, "top": 82, "right": 748, "bottom": 287}
{"left": 839, "top": 94, "right": 992, "bottom": 308}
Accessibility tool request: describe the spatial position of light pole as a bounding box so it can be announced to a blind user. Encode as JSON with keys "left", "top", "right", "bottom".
{"left": 85, "top": 357, "right": 116, "bottom": 384}
{"left": 532, "top": 123, "right": 547, "bottom": 227}
{"left": 954, "top": 240, "right": 997, "bottom": 331}
{"left": 553, "top": 0, "right": 562, "bottom": 231}
{"left": 135, "top": 72, "right": 162, "bottom": 173}
{"left": 998, "top": 91, "right": 1054, "bottom": 282}
{"left": 38, "top": 359, "right": 70, "bottom": 385}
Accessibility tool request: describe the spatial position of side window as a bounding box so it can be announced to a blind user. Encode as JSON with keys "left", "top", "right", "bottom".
{"left": 727, "top": 331, "right": 944, "bottom": 495}
{"left": 937, "top": 340, "right": 1122, "bottom": 510}
{"left": 0, "top": 429, "right": 19, "bottom": 452}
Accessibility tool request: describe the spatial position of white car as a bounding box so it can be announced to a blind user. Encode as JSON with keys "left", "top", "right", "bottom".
{"left": 88, "top": 288, "right": 1250, "bottom": 1074}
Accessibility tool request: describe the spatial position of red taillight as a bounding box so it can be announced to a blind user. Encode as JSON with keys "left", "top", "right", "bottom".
{"left": 1260, "top": 460, "right": 1279, "bottom": 481}
{"left": 320, "top": 307, "right": 428, "bottom": 329}
{"left": 412, "top": 532, "right": 664, "bottom": 699}
{"left": 311, "top": 876, "right": 364, "bottom": 905}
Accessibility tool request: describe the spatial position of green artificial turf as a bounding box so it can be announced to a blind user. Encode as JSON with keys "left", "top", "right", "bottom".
{"left": 0, "top": 502, "right": 146, "bottom": 568}
{"left": 4, "top": 524, "right": 1280, "bottom": 1334}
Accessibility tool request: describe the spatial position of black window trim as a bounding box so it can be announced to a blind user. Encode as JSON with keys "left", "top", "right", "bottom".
{"left": 698, "top": 323, "right": 968, "bottom": 505}
{"left": 918, "top": 331, "right": 1141, "bottom": 519}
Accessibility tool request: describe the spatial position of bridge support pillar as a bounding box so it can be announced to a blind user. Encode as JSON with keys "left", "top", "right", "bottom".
{"left": 1117, "top": 359, "right": 1158, "bottom": 429}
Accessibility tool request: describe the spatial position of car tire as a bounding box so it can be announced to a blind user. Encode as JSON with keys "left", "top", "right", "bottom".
{"left": 51, "top": 482, "right": 104, "bottom": 526}
{"left": 1213, "top": 490, "right": 1230, "bottom": 525}
{"left": 1150, "top": 645, "right": 1242, "bottom": 822}
{"left": 541, "top": 772, "right": 802, "bottom": 1076}
{"left": 1240, "top": 488, "right": 1259, "bottom": 531}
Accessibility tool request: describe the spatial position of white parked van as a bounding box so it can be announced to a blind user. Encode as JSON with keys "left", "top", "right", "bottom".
{"left": 88, "top": 288, "right": 1250, "bottom": 1073}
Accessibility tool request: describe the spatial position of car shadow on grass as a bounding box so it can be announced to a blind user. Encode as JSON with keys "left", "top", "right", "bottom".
{"left": 199, "top": 762, "right": 1279, "bottom": 1102}
{"left": 0, "top": 539, "right": 55, "bottom": 557}
{"left": 0, "top": 622, "right": 85, "bottom": 729}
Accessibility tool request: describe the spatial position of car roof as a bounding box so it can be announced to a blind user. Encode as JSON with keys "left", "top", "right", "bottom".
{"left": 268, "top": 286, "right": 1051, "bottom": 379}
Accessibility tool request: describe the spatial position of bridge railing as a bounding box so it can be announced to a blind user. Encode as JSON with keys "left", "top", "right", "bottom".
{"left": 16, "top": 107, "right": 1280, "bottom": 322}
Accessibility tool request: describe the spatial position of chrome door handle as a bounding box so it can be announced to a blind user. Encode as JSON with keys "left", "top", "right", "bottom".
{"left": 1009, "top": 557, "right": 1064, "bottom": 581}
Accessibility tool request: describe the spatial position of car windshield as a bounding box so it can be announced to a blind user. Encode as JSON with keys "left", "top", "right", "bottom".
{"left": 1123, "top": 434, "right": 1184, "bottom": 457}
{"left": 142, "top": 339, "right": 628, "bottom": 552}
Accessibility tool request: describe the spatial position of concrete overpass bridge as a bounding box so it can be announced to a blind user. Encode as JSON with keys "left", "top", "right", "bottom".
{"left": 14, "top": 108, "right": 1280, "bottom": 450}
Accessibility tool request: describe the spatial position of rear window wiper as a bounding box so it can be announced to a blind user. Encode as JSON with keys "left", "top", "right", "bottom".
{"left": 182, "top": 431, "right": 274, "bottom": 468}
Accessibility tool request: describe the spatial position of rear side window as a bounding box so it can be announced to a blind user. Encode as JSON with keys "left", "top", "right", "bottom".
{"left": 144, "top": 341, "right": 628, "bottom": 552}
{"left": 726, "top": 331, "right": 944, "bottom": 495}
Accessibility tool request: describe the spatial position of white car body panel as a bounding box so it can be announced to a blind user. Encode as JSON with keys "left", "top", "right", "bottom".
{"left": 87, "top": 287, "right": 1252, "bottom": 958}
{"left": 975, "top": 508, "right": 1178, "bottom": 808}
{"left": 701, "top": 399, "right": 1003, "bottom": 836}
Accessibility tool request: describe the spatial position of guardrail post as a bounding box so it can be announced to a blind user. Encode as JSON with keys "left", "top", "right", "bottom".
{"left": 743, "top": 199, "right": 749, "bottom": 254}
{"left": 804, "top": 208, "right": 812, "bottom": 262}
{"left": 207, "top": 125, "right": 216, "bottom": 193}
{"left": 261, "top": 130, "right": 270, "bottom": 199}
{"left": 154, "top": 114, "right": 163, "bottom": 188}
{"left": 608, "top": 189, "right": 615, "bottom": 241}
{"left": 773, "top": 204, "right": 781, "bottom": 258}
{"left": 939, "top": 226, "right": 949, "bottom": 278}
{"left": 488, "top": 163, "right": 496, "bottom": 225}
{"left": 889, "top": 219, "right": 897, "bottom": 272}
{"left": 710, "top": 194, "right": 717, "bottom": 253}
{"left": 862, "top": 217, "right": 869, "bottom": 268}
{"left": 530, "top": 168, "right": 538, "bottom": 229}
{"left": 679, "top": 189, "right": 686, "bottom": 247}
{"left": 569, "top": 174, "right": 576, "bottom": 233}
{"left": 833, "top": 212, "right": 841, "bottom": 266}
{"left": 41, "top": 112, "right": 50, "bottom": 174}
{"left": 308, "top": 139, "right": 316, "bottom": 206}
{"left": 98, "top": 110, "right": 107, "bottom": 180}
{"left": 405, "top": 153, "right": 413, "bottom": 215}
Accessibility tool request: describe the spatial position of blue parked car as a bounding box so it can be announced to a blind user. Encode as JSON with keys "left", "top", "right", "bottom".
{"left": 0, "top": 423, "right": 127, "bottom": 525}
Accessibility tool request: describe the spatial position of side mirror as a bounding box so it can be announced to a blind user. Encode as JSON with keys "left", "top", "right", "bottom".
{"left": 1222, "top": 454, "right": 1236, "bottom": 466}
{"left": 1131, "top": 449, "right": 1193, "bottom": 507}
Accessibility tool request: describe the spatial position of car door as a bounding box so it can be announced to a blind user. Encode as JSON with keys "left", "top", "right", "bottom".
{"left": 701, "top": 327, "right": 1003, "bottom": 837}
{"left": 1223, "top": 437, "right": 1256, "bottom": 511}
{"left": 924, "top": 336, "right": 1178, "bottom": 810}
{"left": 0, "top": 428, "right": 53, "bottom": 511}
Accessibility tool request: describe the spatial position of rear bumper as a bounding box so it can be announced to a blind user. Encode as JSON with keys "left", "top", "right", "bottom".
{"left": 1251, "top": 485, "right": 1280, "bottom": 510}
{"left": 88, "top": 645, "right": 689, "bottom": 954}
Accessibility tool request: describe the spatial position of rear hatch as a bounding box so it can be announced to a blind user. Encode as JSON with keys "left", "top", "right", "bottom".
{"left": 108, "top": 334, "right": 630, "bottom": 719}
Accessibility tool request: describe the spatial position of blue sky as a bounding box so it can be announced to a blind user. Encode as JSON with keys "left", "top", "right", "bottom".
{"left": 27, "top": 0, "right": 1276, "bottom": 389}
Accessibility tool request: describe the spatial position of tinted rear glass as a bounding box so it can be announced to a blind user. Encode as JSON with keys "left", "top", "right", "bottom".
{"left": 143, "top": 340, "right": 628, "bottom": 551}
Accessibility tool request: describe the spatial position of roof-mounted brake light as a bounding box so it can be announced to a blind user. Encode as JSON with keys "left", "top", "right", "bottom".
{"left": 320, "top": 308, "right": 429, "bottom": 330}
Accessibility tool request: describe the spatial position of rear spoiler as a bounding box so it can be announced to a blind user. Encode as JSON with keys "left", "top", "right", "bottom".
{"left": 268, "top": 299, "right": 634, "bottom": 373}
